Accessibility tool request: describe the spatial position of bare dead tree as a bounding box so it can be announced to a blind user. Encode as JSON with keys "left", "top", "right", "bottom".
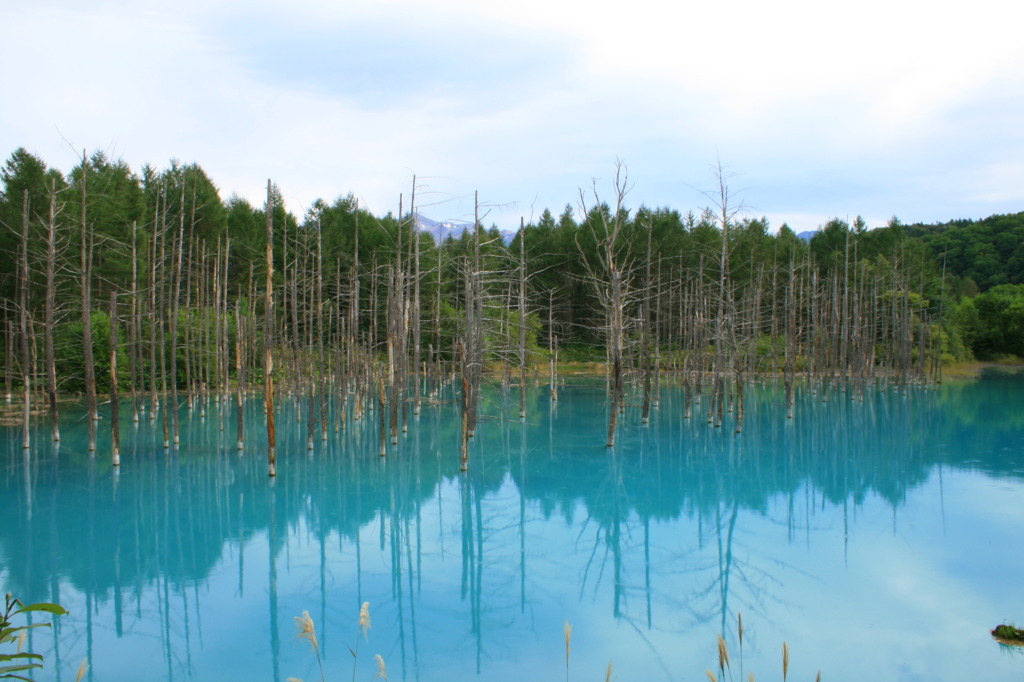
{"left": 236, "top": 291, "right": 245, "bottom": 451}
{"left": 44, "top": 180, "right": 62, "bottom": 441}
{"left": 128, "top": 219, "right": 140, "bottom": 423}
{"left": 19, "top": 190, "right": 30, "bottom": 450}
{"left": 518, "top": 217, "right": 527, "bottom": 420}
{"left": 641, "top": 216, "right": 653, "bottom": 424}
{"left": 79, "top": 150, "right": 98, "bottom": 451}
{"left": 411, "top": 177, "right": 423, "bottom": 417}
{"left": 109, "top": 292, "right": 120, "bottom": 466}
{"left": 577, "top": 161, "right": 632, "bottom": 447}
{"left": 169, "top": 185, "right": 186, "bottom": 446}
{"left": 264, "top": 179, "right": 277, "bottom": 477}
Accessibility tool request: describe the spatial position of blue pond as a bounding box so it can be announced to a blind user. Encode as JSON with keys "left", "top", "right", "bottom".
{"left": 2, "top": 373, "right": 1024, "bottom": 682}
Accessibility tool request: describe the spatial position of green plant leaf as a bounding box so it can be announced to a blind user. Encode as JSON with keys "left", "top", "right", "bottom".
{"left": 0, "top": 661, "right": 43, "bottom": 673}
{"left": 11, "top": 603, "right": 68, "bottom": 617}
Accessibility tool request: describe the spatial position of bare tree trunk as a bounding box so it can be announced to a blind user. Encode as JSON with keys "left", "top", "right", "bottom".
{"left": 215, "top": 238, "right": 225, "bottom": 431}
{"left": 473, "top": 199, "right": 483, "bottom": 437}
{"left": 109, "top": 293, "right": 120, "bottom": 466}
{"left": 19, "top": 190, "right": 31, "bottom": 450}
{"left": 290, "top": 221, "right": 301, "bottom": 407}
{"left": 183, "top": 201, "right": 195, "bottom": 409}
{"left": 641, "top": 217, "right": 653, "bottom": 424}
{"left": 44, "top": 181, "right": 60, "bottom": 441}
{"left": 264, "top": 180, "right": 277, "bottom": 477}
{"left": 148, "top": 192, "right": 160, "bottom": 420}
{"left": 518, "top": 218, "right": 527, "bottom": 420}
{"left": 435, "top": 239, "right": 442, "bottom": 397}
{"left": 711, "top": 161, "right": 734, "bottom": 431}
{"left": 606, "top": 269, "right": 623, "bottom": 446}
{"left": 169, "top": 186, "right": 186, "bottom": 445}
{"left": 4, "top": 319, "right": 12, "bottom": 403}
{"left": 548, "top": 289, "right": 557, "bottom": 403}
{"left": 80, "top": 151, "right": 98, "bottom": 451}
{"left": 378, "top": 371, "right": 387, "bottom": 457}
{"left": 784, "top": 259, "right": 796, "bottom": 420}
{"left": 236, "top": 294, "right": 246, "bottom": 451}
{"left": 3, "top": 319, "right": 11, "bottom": 403}
{"left": 459, "top": 226, "right": 475, "bottom": 470}
{"left": 316, "top": 219, "right": 327, "bottom": 442}
{"left": 577, "top": 164, "right": 629, "bottom": 446}
{"left": 653, "top": 256, "right": 662, "bottom": 408}
{"left": 459, "top": 343, "right": 469, "bottom": 472}
{"left": 388, "top": 267, "right": 399, "bottom": 445}
{"left": 158, "top": 196, "right": 170, "bottom": 450}
{"left": 222, "top": 237, "right": 231, "bottom": 414}
{"left": 350, "top": 202, "right": 361, "bottom": 423}
{"left": 411, "top": 178, "right": 423, "bottom": 417}
{"left": 128, "top": 220, "right": 140, "bottom": 423}
{"left": 305, "top": 231, "right": 316, "bottom": 451}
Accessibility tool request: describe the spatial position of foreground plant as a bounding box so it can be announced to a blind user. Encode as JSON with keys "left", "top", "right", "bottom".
{"left": 290, "top": 601, "right": 386, "bottom": 682}
{"left": 992, "top": 623, "right": 1024, "bottom": 645}
{"left": 293, "top": 610, "right": 325, "bottom": 682}
{"left": 0, "top": 593, "right": 68, "bottom": 681}
{"left": 706, "top": 613, "right": 821, "bottom": 682}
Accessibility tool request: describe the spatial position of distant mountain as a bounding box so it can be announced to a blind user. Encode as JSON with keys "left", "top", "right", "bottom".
{"left": 413, "top": 213, "right": 472, "bottom": 242}
{"left": 796, "top": 230, "right": 817, "bottom": 242}
{"left": 414, "top": 213, "right": 517, "bottom": 245}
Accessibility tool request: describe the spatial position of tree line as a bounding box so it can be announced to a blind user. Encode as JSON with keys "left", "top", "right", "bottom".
{"left": 0, "top": 147, "right": 1012, "bottom": 460}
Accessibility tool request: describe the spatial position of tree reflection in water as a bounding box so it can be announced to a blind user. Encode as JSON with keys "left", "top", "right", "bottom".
{"left": 2, "top": 373, "right": 1023, "bottom": 682}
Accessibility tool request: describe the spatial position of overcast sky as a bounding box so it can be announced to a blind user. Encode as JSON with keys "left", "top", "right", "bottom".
{"left": 2, "top": 0, "right": 1022, "bottom": 232}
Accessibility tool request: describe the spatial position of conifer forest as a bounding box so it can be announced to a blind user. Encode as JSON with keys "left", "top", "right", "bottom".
{"left": 2, "top": 147, "right": 1023, "bottom": 472}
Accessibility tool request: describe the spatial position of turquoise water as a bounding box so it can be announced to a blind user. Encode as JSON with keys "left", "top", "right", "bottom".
{"left": 2, "top": 374, "right": 1024, "bottom": 682}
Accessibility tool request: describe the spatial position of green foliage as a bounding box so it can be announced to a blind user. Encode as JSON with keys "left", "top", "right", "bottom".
{"left": 0, "top": 148, "right": 65, "bottom": 304}
{"left": 0, "top": 594, "right": 67, "bottom": 680}
{"left": 958, "top": 284, "right": 1024, "bottom": 359}
{"left": 1, "top": 144, "right": 1021, "bottom": 388}
{"left": 905, "top": 211, "right": 1024, "bottom": 292}
{"left": 53, "top": 310, "right": 130, "bottom": 393}
{"left": 992, "top": 624, "right": 1024, "bottom": 643}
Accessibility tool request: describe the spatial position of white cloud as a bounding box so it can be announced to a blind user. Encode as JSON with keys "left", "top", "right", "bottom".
{"left": 2, "top": 0, "right": 1022, "bottom": 231}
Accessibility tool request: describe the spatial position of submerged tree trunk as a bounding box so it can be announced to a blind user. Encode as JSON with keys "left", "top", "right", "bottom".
{"left": 19, "top": 190, "right": 30, "bottom": 450}
{"left": 128, "top": 220, "right": 140, "bottom": 423}
{"left": 80, "top": 151, "right": 98, "bottom": 452}
{"left": 169, "top": 186, "right": 186, "bottom": 446}
{"left": 109, "top": 293, "right": 120, "bottom": 466}
{"left": 236, "top": 295, "right": 246, "bottom": 451}
{"left": 148, "top": 192, "right": 160, "bottom": 421}
{"left": 518, "top": 218, "right": 527, "bottom": 420}
{"left": 641, "top": 217, "right": 653, "bottom": 424}
{"left": 44, "top": 181, "right": 60, "bottom": 442}
{"left": 264, "top": 180, "right": 277, "bottom": 477}
{"left": 548, "top": 289, "right": 557, "bottom": 403}
{"left": 411, "top": 178, "right": 423, "bottom": 417}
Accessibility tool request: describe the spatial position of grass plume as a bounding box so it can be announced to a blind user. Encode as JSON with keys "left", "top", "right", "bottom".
{"left": 737, "top": 612, "right": 744, "bottom": 681}
{"left": 563, "top": 619, "right": 572, "bottom": 682}
{"left": 351, "top": 602, "right": 371, "bottom": 682}
{"left": 359, "top": 602, "right": 371, "bottom": 640}
{"left": 295, "top": 611, "right": 319, "bottom": 652}
{"left": 75, "top": 658, "right": 89, "bottom": 682}
{"left": 293, "top": 610, "right": 325, "bottom": 682}
{"left": 717, "top": 633, "right": 731, "bottom": 680}
{"left": 373, "top": 654, "right": 387, "bottom": 680}
{"left": 782, "top": 641, "right": 789, "bottom": 682}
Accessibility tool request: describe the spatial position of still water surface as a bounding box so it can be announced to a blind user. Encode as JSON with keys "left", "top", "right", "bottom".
{"left": 2, "top": 374, "right": 1024, "bottom": 682}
